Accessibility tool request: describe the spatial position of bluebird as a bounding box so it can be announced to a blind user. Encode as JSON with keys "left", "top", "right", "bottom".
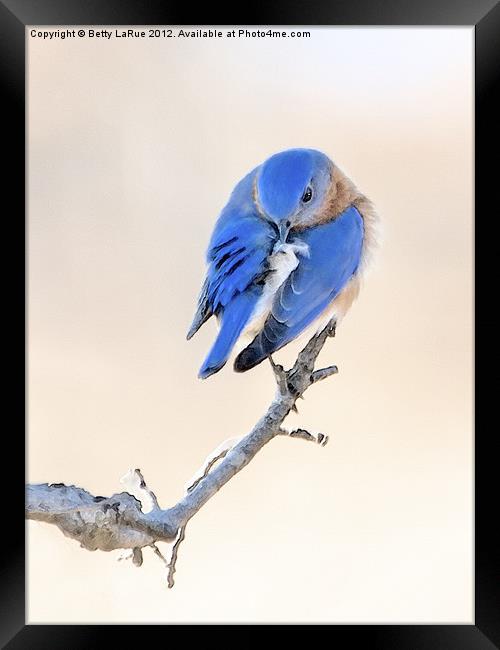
{"left": 187, "top": 148, "right": 379, "bottom": 378}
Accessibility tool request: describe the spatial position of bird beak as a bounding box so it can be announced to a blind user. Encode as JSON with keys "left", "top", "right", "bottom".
{"left": 279, "top": 222, "right": 290, "bottom": 243}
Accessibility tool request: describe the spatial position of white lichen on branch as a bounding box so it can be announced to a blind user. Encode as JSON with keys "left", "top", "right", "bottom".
{"left": 26, "top": 319, "right": 338, "bottom": 586}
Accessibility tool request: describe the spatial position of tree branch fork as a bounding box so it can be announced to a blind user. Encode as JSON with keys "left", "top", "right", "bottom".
{"left": 26, "top": 320, "right": 337, "bottom": 587}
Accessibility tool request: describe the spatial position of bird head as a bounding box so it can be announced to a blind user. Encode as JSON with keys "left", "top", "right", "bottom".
{"left": 255, "top": 148, "right": 332, "bottom": 241}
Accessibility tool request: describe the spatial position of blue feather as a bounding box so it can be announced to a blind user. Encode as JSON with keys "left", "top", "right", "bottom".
{"left": 189, "top": 149, "right": 368, "bottom": 378}
{"left": 257, "top": 149, "right": 316, "bottom": 220}
{"left": 198, "top": 289, "right": 260, "bottom": 379}
{"left": 189, "top": 169, "right": 277, "bottom": 377}
{"left": 234, "top": 206, "right": 364, "bottom": 371}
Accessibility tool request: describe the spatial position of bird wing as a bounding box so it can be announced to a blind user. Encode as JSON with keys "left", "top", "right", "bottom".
{"left": 234, "top": 205, "right": 364, "bottom": 372}
{"left": 204, "top": 215, "right": 276, "bottom": 313}
{"left": 187, "top": 170, "right": 277, "bottom": 377}
{"left": 187, "top": 170, "right": 276, "bottom": 338}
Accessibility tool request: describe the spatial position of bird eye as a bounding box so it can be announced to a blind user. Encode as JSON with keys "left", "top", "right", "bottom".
{"left": 302, "top": 186, "right": 313, "bottom": 203}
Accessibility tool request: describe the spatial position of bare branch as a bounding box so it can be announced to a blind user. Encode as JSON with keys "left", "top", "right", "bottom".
{"left": 132, "top": 547, "right": 143, "bottom": 567}
{"left": 268, "top": 355, "right": 288, "bottom": 394}
{"left": 280, "top": 428, "right": 329, "bottom": 446}
{"left": 120, "top": 468, "right": 160, "bottom": 512}
{"left": 170, "top": 435, "right": 242, "bottom": 587}
{"left": 184, "top": 436, "right": 241, "bottom": 493}
{"left": 26, "top": 318, "right": 338, "bottom": 584}
{"left": 166, "top": 525, "right": 187, "bottom": 589}
{"left": 26, "top": 483, "right": 179, "bottom": 550}
{"left": 311, "top": 365, "right": 338, "bottom": 384}
{"left": 151, "top": 542, "right": 169, "bottom": 565}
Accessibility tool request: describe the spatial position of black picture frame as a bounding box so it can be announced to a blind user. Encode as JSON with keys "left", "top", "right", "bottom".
{"left": 2, "top": 0, "right": 495, "bottom": 645}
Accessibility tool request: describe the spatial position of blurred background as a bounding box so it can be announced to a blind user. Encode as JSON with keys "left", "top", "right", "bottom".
{"left": 27, "top": 27, "right": 473, "bottom": 623}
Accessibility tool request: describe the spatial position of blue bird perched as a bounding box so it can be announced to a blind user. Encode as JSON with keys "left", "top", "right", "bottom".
{"left": 187, "top": 148, "right": 379, "bottom": 379}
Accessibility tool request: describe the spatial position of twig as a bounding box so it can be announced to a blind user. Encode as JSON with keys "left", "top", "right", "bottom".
{"left": 169, "top": 437, "right": 240, "bottom": 586}
{"left": 120, "top": 468, "right": 160, "bottom": 513}
{"left": 166, "top": 525, "right": 186, "bottom": 589}
{"left": 26, "top": 318, "right": 339, "bottom": 584}
{"left": 311, "top": 365, "right": 338, "bottom": 384}
{"left": 185, "top": 437, "right": 241, "bottom": 493}
{"left": 280, "top": 427, "right": 329, "bottom": 447}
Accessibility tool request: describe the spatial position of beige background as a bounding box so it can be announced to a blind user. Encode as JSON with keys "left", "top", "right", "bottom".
{"left": 27, "top": 27, "right": 473, "bottom": 623}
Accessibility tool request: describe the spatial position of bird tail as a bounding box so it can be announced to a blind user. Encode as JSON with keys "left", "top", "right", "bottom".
{"left": 198, "top": 293, "right": 256, "bottom": 379}
{"left": 234, "top": 310, "right": 291, "bottom": 373}
{"left": 233, "top": 332, "right": 269, "bottom": 373}
{"left": 187, "top": 278, "right": 212, "bottom": 340}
